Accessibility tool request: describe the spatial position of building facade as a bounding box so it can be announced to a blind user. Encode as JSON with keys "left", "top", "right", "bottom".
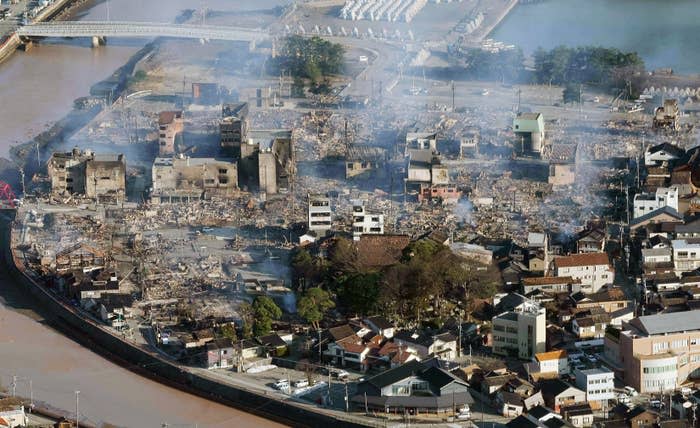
{"left": 492, "top": 297, "right": 546, "bottom": 359}
{"left": 553, "top": 253, "right": 613, "bottom": 293}
{"left": 352, "top": 201, "right": 384, "bottom": 240}
{"left": 150, "top": 156, "right": 238, "bottom": 203}
{"left": 47, "top": 148, "right": 126, "bottom": 201}
{"left": 307, "top": 194, "right": 332, "bottom": 235}
{"left": 158, "top": 110, "right": 184, "bottom": 156}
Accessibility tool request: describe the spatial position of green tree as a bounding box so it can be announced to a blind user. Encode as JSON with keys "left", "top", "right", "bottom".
{"left": 291, "top": 76, "right": 305, "bottom": 98}
{"left": 220, "top": 323, "right": 237, "bottom": 341}
{"left": 253, "top": 296, "right": 282, "bottom": 337}
{"left": 562, "top": 83, "right": 580, "bottom": 104}
{"left": 297, "top": 287, "right": 335, "bottom": 329}
{"left": 336, "top": 272, "right": 381, "bottom": 316}
{"left": 239, "top": 302, "right": 254, "bottom": 339}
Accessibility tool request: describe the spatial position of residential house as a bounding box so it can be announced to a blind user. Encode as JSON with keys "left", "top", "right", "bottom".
{"left": 352, "top": 359, "right": 474, "bottom": 414}
{"left": 377, "top": 341, "right": 420, "bottom": 368}
{"left": 571, "top": 288, "right": 631, "bottom": 314}
{"left": 672, "top": 239, "right": 700, "bottom": 274}
{"left": 522, "top": 277, "right": 582, "bottom": 296}
{"left": 364, "top": 316, "right": 395, "bottom": 339}
{"left": 553, "top": 252, "right": 613, "bottom": 293}
{"left": 560, "top": 403, "right": 593, "bottom": 427}
{"left": 571, "top": 308, "right": 611, "bottom": 339}
{"left": 645, "top": 142, "right": 684, "bottom": 167}
{"left": 257, "top": 333, "right": 288, "bottom": 357}
{"left": 630, "top": 206, "right": 683, "bottom": 232}
{"left": 626, "top": 406, "right": 658, "bottom": 428}
{"left": 324, "top": 324, "right": 372, "bottom": 372}
{"left": 206, "top": 338, "right": 234, "bottom": 369}
{"left": 498, "top": 390, "right": 525, "bottom": 417}
{"left": 538, "top": 379, "right": 586, "bottom": 412}
{"left": 535, "top": 350, "right": 569, "bottom": 376}
{"left": 575, "top": 227, "right": 606, "bottom": 254}
{"left": 393, "top": 331, "right": 457, "bottom": 361}
{"left": 0, "top": 403, "right": 28, "bottom": 428}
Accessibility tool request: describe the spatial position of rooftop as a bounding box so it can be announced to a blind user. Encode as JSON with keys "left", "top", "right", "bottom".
{"left": 554, "top": 252, "right": 609, "bottom": 268}
{"left": 628, "top": 310, "right": 700, "bottom": 336}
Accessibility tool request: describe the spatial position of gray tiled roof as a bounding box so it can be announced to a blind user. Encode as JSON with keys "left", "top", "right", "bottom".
{"left": 630, "top": 310, "right": 700, "bottom": 335}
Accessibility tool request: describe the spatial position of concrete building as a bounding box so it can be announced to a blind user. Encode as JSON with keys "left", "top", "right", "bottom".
{"left": 553, "top": 252, "right": 613, "bottom": 293}
{"left": 345, "top": 146, "right": 387, "bottom": 179}
{"left": 307, "top": 194, "right": 332, "bottom": 235}
{"left": 243, "top": 129, "right": 294, "bottom": 195}
{"left": 492, "top": 295, "right": 546, "bottom": 359}
{"left": 47, "top": 148, "right": 126, "bottom": 202}
{"left": 220, "top": 103, "right": 249, "bottom": 156}
{"left": 653, "top": 99, "right": 680, "bottom": 131}
{"left": 513, "top": 112, "right": 545, "bottom": 154}
{"left": 406, "top": 149, "right": 459, "bottom": 203}
{"left": 405, "top": 132, "right": 437, "bottom": 155}
{"left": 158, "top": 111, "right": 184, "bottom": 156}
{"left": 633, "top": 186, "right": 683, "bottom": 219}
{"left": 612, "top": 311, "right": 700, "bottom": 392}
{"left": 573, "top": 368, "right": 614, "bottom": 406}
{"left": 672, "top": 239, "right": 700, "bottom": 273}
{"left": 351, "top": 201, "right": 384, "bottom": 240}
{"left": 460, "top": 127, "right": 480, "bottom": 158}
{"left": 150, "top": 156, "right": 238, "bottom": 203}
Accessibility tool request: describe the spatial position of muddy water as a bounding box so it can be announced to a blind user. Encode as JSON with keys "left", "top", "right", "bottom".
{"left": 0, "top": 1, "right": 290, "bottom": 426}
{"left": 0, "top": 0, "right": 287, "bottom": 157}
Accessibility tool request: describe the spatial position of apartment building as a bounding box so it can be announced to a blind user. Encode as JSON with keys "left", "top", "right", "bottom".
{"left": 553, "top": 252, "right": 613, "bottom": 293}
{"left": 351, "top": 201, "right": 384, "bottom": 240}
{"left": 633, "top": 186, "right": 682, "bottom": 219}
{"left": 613, "top": 311, "right": 700, "bottom": 393}
{"left": 307, "top": 194, "right": 332, "bottom": 235}
{"left": 492, "top": 295, "right": 546, "bottom": 360}
{"left": 573, "top": 368, "right": 614, "bottom": 407}
{"left": 672, "top": 239, "right": 700, "bottom": 273}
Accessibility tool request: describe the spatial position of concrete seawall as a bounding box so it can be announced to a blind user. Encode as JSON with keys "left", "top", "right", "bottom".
{"left": 0, "top": 210, "right": 378, "bottom": 428}
{"left": 472, "top": 0, "right": 518, "bottom": 41}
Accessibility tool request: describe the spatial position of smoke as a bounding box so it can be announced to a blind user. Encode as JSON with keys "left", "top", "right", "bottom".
{"left": 454, "top": 198, "right": 474, "bottom": 225}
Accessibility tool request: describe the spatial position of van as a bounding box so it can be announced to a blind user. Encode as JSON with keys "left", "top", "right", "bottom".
{"left": 274, "top": 379, "right": 289, "bottom": 390}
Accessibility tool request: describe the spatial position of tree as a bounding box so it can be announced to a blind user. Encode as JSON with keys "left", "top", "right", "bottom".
{"left": 562, "top": 83, "right": 580, "bottom": 104}
{"left": 297, "top": 287, "right": 335, "bottom": 329}
{"left": 336, "top": 273, "right": 381, "bottom": 316}
{"left": 291, "top": 76, "right": 305, "bottom": 98}
{"left": 239, "top": 302, "right": 254, "bottom": 339}
{"left": 253, "top": 296, "right": 282, "bottom": 337}
{"left": 220, "top": 323, "right": 237, "bottom": 341}
{"left": 328, "top": 237, "right": 359, "bottom": 275}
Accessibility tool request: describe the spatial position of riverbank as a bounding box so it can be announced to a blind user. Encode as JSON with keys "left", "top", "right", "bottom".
{"left": 1, "top": 208, "right": 386, "bottom": 427}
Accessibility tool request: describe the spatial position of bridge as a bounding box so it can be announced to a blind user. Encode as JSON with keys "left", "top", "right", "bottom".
{"left": 15, "top": 21, "right": 270, "bottom": 44}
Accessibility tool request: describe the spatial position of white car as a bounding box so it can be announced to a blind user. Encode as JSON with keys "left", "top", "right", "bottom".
{"left": 293, "top": 379, "right": 309, "bottom": 388}
{"left": 624, "top": 386, "right": 638, "bottom": 396}
{"left": 274, "top": 379, "right": 289, "bottom": 390}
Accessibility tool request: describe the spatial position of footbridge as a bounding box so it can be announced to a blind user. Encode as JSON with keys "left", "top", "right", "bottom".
{"left": 15, "top": 21, "right": 270, "bottom": 44}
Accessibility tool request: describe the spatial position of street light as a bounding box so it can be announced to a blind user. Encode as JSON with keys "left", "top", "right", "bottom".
{"left": 75, "top": 390, "right": 80, "bottom": 428}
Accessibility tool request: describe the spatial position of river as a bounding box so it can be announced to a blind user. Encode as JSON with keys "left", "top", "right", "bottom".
{"left": 490, "top": 0, "right": 700, "bottom": 75}
{"left": 0, "top": 1, "right": 288, "bottom": 426}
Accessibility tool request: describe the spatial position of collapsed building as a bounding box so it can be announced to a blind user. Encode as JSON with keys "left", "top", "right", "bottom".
{"left": 242, "top": 129, "right": 294, "bottom": 195}
{"left": 652, "top": 99, "right": 680, "bottom": 131}
{"left": 158, "top": 111, "right": 184, "bottom": 156}
{"left": 548, "top": 144, "right": 578, "bottom": 187}
{"left": 406, "top": 149, "right": 459, "bottom": 203}
{"left": 48, "top": 148, "right": 126, "bottom": 201}
{"left": 460, "top": 127, "right": 480, "bottom": 158}
{"left": 405, "top": 131, "right": 437, "bottom": 155}
{"left": 220, "top": 103, "right": 249, "bottom": 156}
{"left": 345, "top": 145, "right": 387, "bottom": 179}
{"left": 150, "top": 155, "right": 238, "bottom": 203}
{"left": 513, "top": 112, "right": 546, "bottom": 155}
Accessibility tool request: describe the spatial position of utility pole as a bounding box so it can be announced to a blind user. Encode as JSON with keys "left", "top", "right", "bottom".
{"left": 35, "top": 141, "right": 40, "bottom": 168}
{"left": 19, "top": 167, "right": 25, "bottom": 197}
{"left": 29, "top": 380, "right": 33, "bottom": 411}
{"left": 458, "top": 320, "right": 462, "bottom": 358}
{"left": 75, "top": 390, "right": 80, "bottom": 428}
{"left": 344, "top": 381, "right": 349, "bottom": 412}
{"left": 451, "top": 80, "right": 455, "bottom": 112}
{"left": 11, "top": 376, "right": 16, "bottom": 397}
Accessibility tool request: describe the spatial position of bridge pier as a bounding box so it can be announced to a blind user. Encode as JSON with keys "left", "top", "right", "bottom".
{"left": 91, "top": 36, "right": 106, "bottom": 48}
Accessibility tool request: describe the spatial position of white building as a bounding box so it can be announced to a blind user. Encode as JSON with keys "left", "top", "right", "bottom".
{"left": 672, "top": 239, "right": 700, "bottom": 273}
{"left": 644, "top": 142, "right": 684, "bottom": 167}
{"left": 0, "top": 406, "right": 28, "bottom": 428}
{"left": 535, "top": 350, "right": 569, "bottom": 375}
{"left": 573, "top": 368, "right": 615, "bottom": 404}
{"left": 492, "top": 296, "right": 546, "bottom": 360}
{"left": 352, "top": 201, "right": 384, "bottom": 240}
{"left": 308, "top": 194, "right": 332, "bottom": 235}
{"left": 553, "top": 253, "right": 613, "bottom": 293}
{"left": 633, "top": 186, "right": 680, "bottom": 219}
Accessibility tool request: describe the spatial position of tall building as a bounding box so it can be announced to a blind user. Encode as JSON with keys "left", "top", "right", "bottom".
{"left": 492, "top": 294, "right": 546, "bottom": 360}
{"left": 609, "top": 311, "right": 700, "bottom": 393}
{"left": 351, "top": 201, "right": 384, "bottom": 240}
{"left": 220, "top": 102, "right": 249, "bottom": 157}
{"left": 47, "top": 148, "right": 126, "bottom": 202}
{"left": 158, "top": 111, "right": 183, "bottom": 156}
{"left": 308, "top": 194, "right": 332, "bottom": 235}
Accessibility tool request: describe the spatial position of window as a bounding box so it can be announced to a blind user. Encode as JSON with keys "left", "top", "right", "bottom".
{"left": 218, "top": 169, "right": 228, "bottom": 174}
{"left": 160, "top": 133, "right": 166, "bottom": 138}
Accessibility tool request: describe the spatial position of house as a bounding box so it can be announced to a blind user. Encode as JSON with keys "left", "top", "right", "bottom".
{"left": 575, "top": 227, "right": 606, "bottom": 254}
{"left": 498, "top": 390, "right": 525, "bottom": 417}
{"left": 352, "top": 359, "right": 474, "bottom": 414}
{"left": 626, "top": 406, "right": 658, "bottom": 428}
{"left": 672, "top": 239, "right": 700, "bottom": 274}
{"left": 560, "top": 403, "right": 593, "bottom": 427}
{"left": 645, "top": 142, "right": 684, "bottom": 167}
{"left": 324, "top": 325, "right": 371, "bottom": 372}
{"left": 158, "top": 110, "right": 184, "bottom": 156}
{"left": 553, "top": 252, "right": 613, "bottom": 293}
{"left": 630, "top": 206, "right": 683, "bottom": 232}
{"left": 538, "top": 379, "right": 586, "bottom": 412}
{"left": 522, "top": 277, "right": 582, "bottom": 295}
{"left": 405, "top": 132, "right": 437, "bottom": 155}
{"left": 242, "top": 129, "right": 294, "bottom": 195}
{"left": 572, "top": 288, "right": 631, "bottom": 314}
{"left": 151, "top": 156, "right": 238, "bottom": 203}
{"left": 206, "top": 338, "right": 234, "bottom": 369}
{"left": 0, "top": 403, "right": 28, "bottom": 428}
{"left": 257, "top": 333, "right": 288, "bottom": 357}
{"left": 364, "top": 316, "right": 395, "bottom": 339}
{"left": 377, "top": 341, "right": 420, "bottom": 367}
{"left": 520, "top": 405, "right": 569, "bottom": 428}
{"left": 239, "top": 339, "right": 263, "bottom": 361}
{"left": 492, "top": 294, "right": 546, "bottom": 359}
{"left": 535, "top": 350, "right": 569, "bottom": 376}
{"left": 394, "top": 331, "right": 457, "bottom": 361}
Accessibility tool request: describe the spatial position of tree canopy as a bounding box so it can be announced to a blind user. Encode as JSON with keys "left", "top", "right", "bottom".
{"left": 297, "top": 287, "right": 335, "bottom": 329}
{"left": 273, "top": 36, "right": 345, "bottom": 82}
{"left": 252, "top": 296, "right": 282, "bottom": 337}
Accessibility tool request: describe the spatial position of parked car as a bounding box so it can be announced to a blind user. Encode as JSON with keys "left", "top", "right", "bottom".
{"left": 332, "top": 370, "right": 350, "bottom": 380}
{"left": 293, "top": 379, "right": 309, "bottom": 388}
{"left": 274, "top": 379, "right": 290, "bottom": 390}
